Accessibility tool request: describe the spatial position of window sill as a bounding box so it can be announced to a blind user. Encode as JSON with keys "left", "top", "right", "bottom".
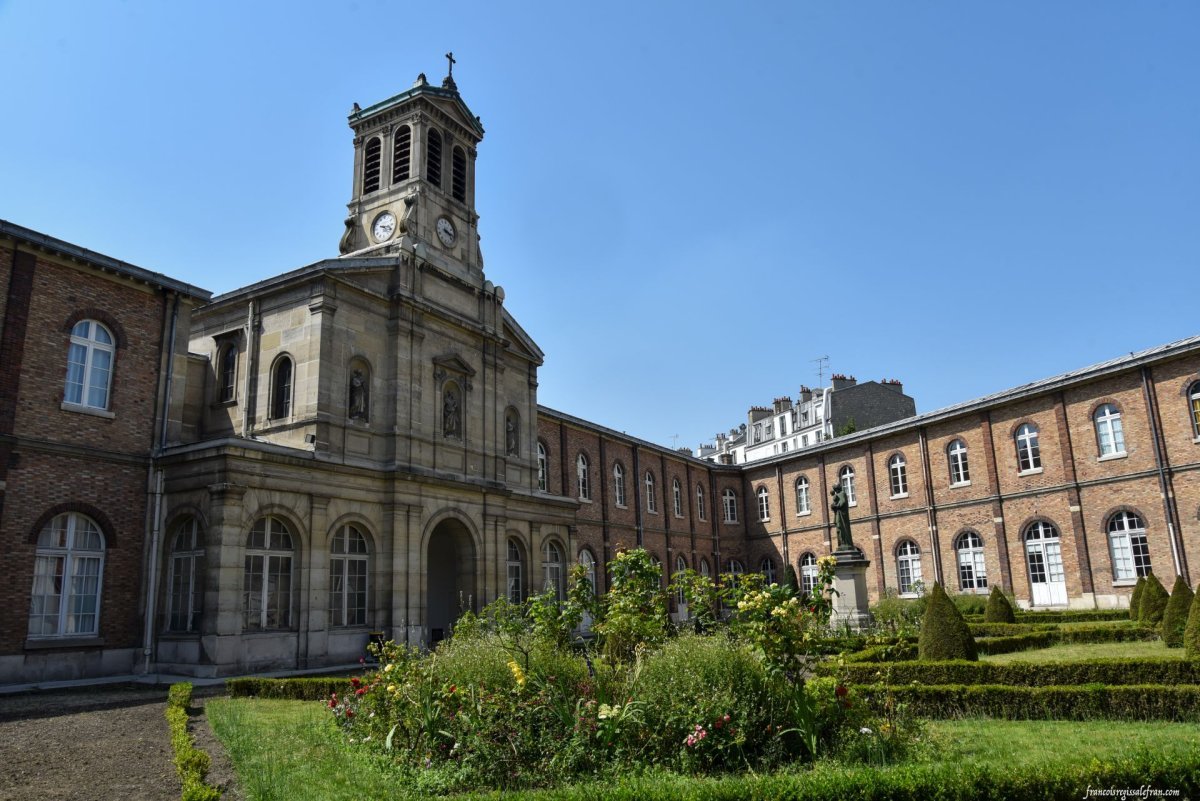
{"left": 647, "top": 510, "right": 659, "bottom": 516}
{"left": 950, "top": 480, "right": 972, "bottom": 488}
{"left": 25, "top": 636, "right": 105, "bottom": 650}
{"left": 60, "top": 402, "right": 115, "bottom": 419}
{"left": 796, "top": 510, "right": 812, "bottom": 518}
{"left": 891, "top": 492, "right": 909, "bottom": 500}
{"left": 722, "top": 519, "right": 738, "bottom": 526}
{"left": 615, "top": 503, "right": 627, "bottom": 510}
{"left": 1113, "top": 579, "right": 1138, "bottom": 587}
{"left": 158, "top": 631, "right": 202, "bottom": 640}
{"left": 578, "top": 498, "right": 592, "bottom": 504}
{"left": 209, "top": 398, "right": 238, "bottom": 409}
{"left": 1018, "top": 467, "right": 1044, "bottom": 477}
{"left": 1097, "top": 452, "right": 1127, "bottom": 462}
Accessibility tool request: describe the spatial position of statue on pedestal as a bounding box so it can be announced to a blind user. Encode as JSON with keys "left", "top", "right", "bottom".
{"left": 831, "top": 482, "right": 855, "bottom": 551}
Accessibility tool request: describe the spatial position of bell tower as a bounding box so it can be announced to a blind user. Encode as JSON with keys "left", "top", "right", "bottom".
{"left": 339, "top": 55, "right": 485, "bottom": 276}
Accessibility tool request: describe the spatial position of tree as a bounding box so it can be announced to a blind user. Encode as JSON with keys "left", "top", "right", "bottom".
{"left": 1138, "top": 574, "right": 1169, "bottom": 628}
{"left": 1184, "top": 584, "right": 1200, "bottom": 659}
{"left": 1129, "top": 576, "right": 1146, "bottom": 621}
{"left": 1162, "top": 575, "right": 1195, "bottom": 648}
{"left": 983, "top": 585, "right": 1016, "bottom": 624}
{"left": 834, "top": 417, "right": 858, "bottom": 437}
{"left": 917, "top": 582, "right": 977, "bottom": 661}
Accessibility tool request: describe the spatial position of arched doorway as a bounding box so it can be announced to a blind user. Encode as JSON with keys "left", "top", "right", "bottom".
{"left": 426, "top": 517, "right": 477, "bottom": 644}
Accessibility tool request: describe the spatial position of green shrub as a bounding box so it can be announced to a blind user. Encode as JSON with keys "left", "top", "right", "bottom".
{"left": 918, "top": 583, "right": 977, "bottom": 661}
{"left": 983, "top": 586, "right": 1016, "bottom": 623}
{"left": 968, "top": 622, "right": 1057, "bottom": 637}
{"left": 165, "top": 682, "right": 222, "bottom": 801}
{"left": 951, "top": 593, "right": 988, "bottom": 616}
{"left": 1186, "top": 583, "right": 1200, "bottom": 659}
{"left": 855, "top": 683, "right": 1200, "bottom": 721}
{"left": 1162, "top": 575, "right": 1195, "bottom": 648}
{"left": 1140, "top": 574, "right": 1170, "bottom": 627}
{"left": 226, "top": 676, "right": 347, "bottom": 699}
{"left": 1130, "top": 576, "right": 1146, "bottom": 620}
{"left": 973, "top": 622, "right": 1157, "bottom": 656}
{"left": 820, "top": 657, "right": 1200, "bottom": 687}
{"left": 842, "top": 642, "right": 918, "bottom": 663}
{"left": 869, "top": 589, "right": 924, "bottom": 634}
{"left": 969, "top": 609, "right": 1130, "bottom": 624}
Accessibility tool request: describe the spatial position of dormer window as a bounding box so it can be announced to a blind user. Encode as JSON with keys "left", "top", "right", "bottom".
{"left": 451, "top": 146, "right": 467, "bottom": 202}
{"left": 426, "top": 128, "right": 443, "bottom": 188}
{"left": 392, "top": 125, "right": 412, "bottom": 183}
{"left": 362, "top": 136, "right": 382, "bottom": 194}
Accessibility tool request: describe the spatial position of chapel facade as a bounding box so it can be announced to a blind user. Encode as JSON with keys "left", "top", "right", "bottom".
{"left": 1, "top": 69, "right": 1199, "bottom": 684}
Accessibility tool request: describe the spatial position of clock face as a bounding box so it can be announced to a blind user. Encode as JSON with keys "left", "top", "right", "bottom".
{"left": 372, "top": 211, "right": 397, "bottom": 243}
{"left": 436, "top": 216, "right": 457, "bottom": 247}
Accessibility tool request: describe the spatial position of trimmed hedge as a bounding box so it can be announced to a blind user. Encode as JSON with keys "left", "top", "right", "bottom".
{"left": 1140, "top": 574, "right": 1170, "bottom": 626}
{"left": 1163, "top": 576, "right": 1195, "bottom": 648}
{"left": 1130, "top": 576, "right": 1147, "bottom": 621}
{"left": 818, "top": 657, "right": 1200, "bottom": 687}
{"left": 165, "top": 683, "right": 222, "bottom": 801}
{"left": 965, "top": 609, "right": 1130, "bottom": 624}
{"left": 843, "top": 642, "right": 918, "bottom": 663}
{"left": 983, "top": 586, "right": 1016, "bottom": 623}
{"left": 226, "top": 676, "right": 349, "bottom": 700}
{"left": 1187, "top": 583, "right": 1200, "bottom": 658}
{"left": 974, "top": 622, "right": 1158, "bottom": 656}
{"left": 967, "top": 622, "right": 1058, "bottom": 637}
{"left": 918, "top": 583, "right": 977, "bottom": 661}
{"left": 854, "top": 683, "right": 1200, "bottom": 721}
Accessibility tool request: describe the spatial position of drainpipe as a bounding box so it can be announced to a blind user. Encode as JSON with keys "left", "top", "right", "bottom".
{"left": 142, "top": 469, "right": 165, "bottom": 674}
{"left": 1141, "top": 367, "right": 1184, "bottom": 578}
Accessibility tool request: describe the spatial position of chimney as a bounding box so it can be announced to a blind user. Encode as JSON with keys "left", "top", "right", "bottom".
{"left": 772, "top": 396, "right": 793, "bottom": 414}
{"left": 748, "top": 406, "right": 771, "bottom": 423}
{"left": 831, "top": 373, "right": 857, "bottom": 391}
{"left": 799, "top": 385, "right": 812, "bottom": 403}
{"left": 881, "top": 378, "right": 904, "bottom": 394}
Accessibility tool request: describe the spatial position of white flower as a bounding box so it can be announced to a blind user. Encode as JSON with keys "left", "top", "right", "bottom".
{"left": 860, "top": 727, "right": 873, "bottom": 735}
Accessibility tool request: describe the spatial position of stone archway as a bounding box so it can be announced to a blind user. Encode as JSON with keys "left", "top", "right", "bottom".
{"left": 425, "top": 517, "right": 477, "bottom": 644}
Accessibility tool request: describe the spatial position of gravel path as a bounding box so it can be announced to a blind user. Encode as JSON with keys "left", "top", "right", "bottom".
{"left": 0, "top": 685, "right": 239, "bottom": 801}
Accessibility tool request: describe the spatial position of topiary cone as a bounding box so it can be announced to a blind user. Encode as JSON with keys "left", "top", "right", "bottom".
{"left": 983, "top": 585, "right": 1016, "bottom": 623}
{"left": 1129, "top": 576, "right": 1146, "bottom": 621}
{"left": 1163, "top": 576, "right": 1196, "bottom": 648}
{"left": 1138, "top": 574, "right": 1170, "bottom": 628}
{"left": 918, "top": 582, "right": 978, "bottom": 661}
{"left": 1184, "top": 584, "right": 1200, "bottom": 659}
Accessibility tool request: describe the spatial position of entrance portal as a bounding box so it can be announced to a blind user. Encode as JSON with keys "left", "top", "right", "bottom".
{"left": 426, "top": 518, "right": 477, "bottom": 644}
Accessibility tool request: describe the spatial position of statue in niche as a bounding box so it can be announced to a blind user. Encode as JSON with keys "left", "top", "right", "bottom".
{"left": 831, "top": 482, "right": 856, "bottom": 551}
{"left": 443, "top": 386, "right": 461, "bottom": 438}
{"left": 348, "top": 369, "right": 368, "bottom": 420}
{"left": 505, "top": 414, "right": 519, "bottom": 455}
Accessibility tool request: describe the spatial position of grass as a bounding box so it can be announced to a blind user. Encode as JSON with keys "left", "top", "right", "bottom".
{"left": 980, "top": 639, "right": 1181, "bottom": 663}
{"left": 207, "top": 698, "right": 1200, "bottom": 800}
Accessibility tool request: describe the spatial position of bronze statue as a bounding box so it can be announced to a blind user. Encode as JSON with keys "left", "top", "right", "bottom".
{"left": 831, "top": 482, "right": 854, "bottom": 550}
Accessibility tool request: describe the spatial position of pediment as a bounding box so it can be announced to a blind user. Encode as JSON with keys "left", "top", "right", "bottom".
{"left": 432, "top": 353, "right": 476, "bottom": 378}
{"left": 502, "top": 311, "right": 544, "bottom": 365}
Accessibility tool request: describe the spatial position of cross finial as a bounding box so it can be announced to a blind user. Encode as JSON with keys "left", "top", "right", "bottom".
{"left": 445, "top": 51, "right": 456, "bottom": 77}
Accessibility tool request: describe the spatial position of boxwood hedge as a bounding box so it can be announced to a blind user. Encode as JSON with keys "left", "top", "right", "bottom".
{"left": 818, "top": 657, "right": 1200, "bottom": 687}
{"left": 854, "top": 683, "right": 1200, "bottom": 721}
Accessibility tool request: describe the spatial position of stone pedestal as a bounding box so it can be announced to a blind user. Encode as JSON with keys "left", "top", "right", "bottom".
{"left": 830, "top": 547, "right": 873, "bottom": 631}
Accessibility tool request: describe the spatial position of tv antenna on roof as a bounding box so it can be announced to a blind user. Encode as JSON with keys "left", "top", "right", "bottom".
{"left": 812, "top": 355, "right": 830, "bottom": 387}
{"left": 670, "top": 434, "right": 680, "bottom": 449}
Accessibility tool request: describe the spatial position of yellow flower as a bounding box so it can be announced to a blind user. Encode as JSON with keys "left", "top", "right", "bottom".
{"left": 387, "top": 684, "right": 397, "bottom": 694}
{"left": 508, "top": 660, "right": 527, "bottom": 688}
{"left": 383, "top": 663, "right": 394, "bottom": 673}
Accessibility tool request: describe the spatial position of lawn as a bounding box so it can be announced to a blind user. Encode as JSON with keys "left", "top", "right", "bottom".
{"left": 207, "top": 697, "right": 1200, "bottom": 801}
{"left": 981, "top": 639, "right": 1182, "bottom": 663}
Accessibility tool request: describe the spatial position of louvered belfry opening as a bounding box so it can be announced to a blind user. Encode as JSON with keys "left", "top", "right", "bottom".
{"left": 426, "top": 128, "right": 443, "bottom": 188}
{"left": 392, "top": 125, "right": 412, "bottom": 183}
{"left": 362, "top": 136, "right": 382, "bottom": 194}
{"left": 451, "top": 146, "right": 467, "bottom": 201}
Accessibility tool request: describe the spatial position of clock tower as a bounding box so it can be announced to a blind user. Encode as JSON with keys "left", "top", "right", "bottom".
{"left": 339, "top": 59, "right": 485, "bottom": 279}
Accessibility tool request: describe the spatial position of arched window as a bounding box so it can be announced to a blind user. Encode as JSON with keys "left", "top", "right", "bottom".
{"left": 799, "top": 552, "right": 818, "bottom": 595}
{"left": 696, "top": 485, "right": 706, "bottom": 520}
{"left": 1107, "top": 511, "right": 1151, "bottom": 581}
{"left": 426, "top": 128, "right": 443, "bottom": 187}
{"left": 1015, "top": 423, "right": 1041, "bottom": 472}
{"left": 270, "top": 356, "right": 293, "bottom": 419}
{"left": 330, "top": 524, "right": 369, "bottom": 627}
{"left": 166, "top": 516, "right": 203, "bottom": 633}
{"left": 727, "top": 559, "right": 744, "bottom": 578}
{"left": 1094, "top": 404, "right": 1125, "bottom": 457}
{"left": 795, "top": 476, "right": 810, "bottom": 515}
{"left": 451, "top": 146, "right": 467, "bottom": 202}
{"left": 760, "top": 556, "right": 776, "bottom": 585}
{"left": 722, "top": 488, "right": 738, "bottom": 523}
{"left": 244, "top": 517, "right": 294, "bottom": 630}
{"left": 1190, "top": 381, "right": 1200, "bottom": 437}
{"left": 543, "top": 540, "right": 565, "bottom": 600}
{"left": 362, "top": 135, "right": 382, "bottom": 194}
{"left": 65, "top": 319, "right": 115, "bottom": 410}
{"left": 645, "top": 472, "right": 657, "bottom": 513}
{"left": 675, "top": 554, "right": 688, "bottom": 605}
{"left": 576, "top": 453, "right": 591, "bottom": 500}
{"left": 896, "top": 540, "right": 922, "bottom": 596}
{"left": 673, "top": 479, "right": 683, "bottom": 517}
{"left": 217, "top": 343, "right": 237, "bottom": 404}
{"left": 1024, "top": 521, "right": 1067, "bottom": 606}
{"left": 613, "top": 462, "right": 626, "bottom": 507}
{"left": 579, "top": 548, "right": 597, "bottom": 595}
{"left": 955, "top": 531, "right": 988, "bottom": 592}
{"left": 839, "top": 466, "right": 857, "bottom": 506}
{"left": 699, "top": 557, "right": 711, "bottom": 577}
{"left": 757, "top": 486, "right": 770, "bottom": 521}
{"left": 948, "top": 439, "right": 971, "bottom": 485}
{"left": 392, "top": 124, "right": 412, "bottom": 183}
{"left": 536, "top": 442, "right": 548, "bottom": 492}
{"left": 29, "top": 512, "right": 106, "bottom": 637}
{"left": 889, "top": 454, "right": 908, "bottom": 497}
{"left": 506, "top": 538, "right": 524, "bottom": 604}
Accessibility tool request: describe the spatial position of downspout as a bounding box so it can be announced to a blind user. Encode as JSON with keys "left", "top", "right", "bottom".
{"left": 242, "top": 300, "right": 260, "bottom": 438}
{"left": 1141, "top": 367, "right": 1184, "bottom": 578}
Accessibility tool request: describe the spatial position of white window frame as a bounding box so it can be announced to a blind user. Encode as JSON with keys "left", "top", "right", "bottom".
{"left": 543, "top": 540, "right": 565, "bottom": 601}
{"left": 613, "top": 462, "right": 627, "bottom": 507}
{"left": 64, "top": 319, "right": 115, "bottom": 411}
{"left": 675, "top": 554, "right": 688, "bottom": 606}
{"left": 696, "top": 485, "right": 706, "bottom": 521}
{"left": 1190, "top": 381, "right": 1200, "bottom": 439}
{"left": 896, "top": 540, "right": 922, "bottom": 596}
{"left": 166, "top": 517, "right": 203, "bottom": 633}
{"left": 507, "top": 539, "right": 524, "bottom": 604}
{"left": 799, "top": 552, "right": 818, "bottom": 595}
{"left": 889, "top": 454, "right": 908, "bottom": 497}
{"left": 29, "top": 512, "right": 106, "bottom": 638}
{"left": 955, "top": 530, "right": 988, "bottom": 592}
{"left": 576, "top": 453, "right": 591, "bottom": 501}
{"left": 243, "top": 517, "right": 294, "bottom": 630}
{"left": 1107, "top": 511, "right": 1151, "bottom": 582}
{"left": 839, "top": 466, "right": 857, "bottom": 506}
{"left": 1015, "top": 423, "right": 1042, "bottom": 473}
{"left": 1094, "top": 404, "right": 1126, "bottom": 458}
{"left": 645, "top": 472, "right": 657, "bottom": 513}
{"left": 217, "top": 343, "right": 238, "bottom": 404}
{"left": 760, "top": 556, "right": 776, "bottom": 585}
{"left": 948, "top": 439, "right": 971, "bottom": 485}
{"left": 579, "top": 548, "right": 597, "bottom": 596}
{"left": 536, "top": 442, "right": 548, "bottom": 492}
{"left": 722, "top": 488, "right": 738, "bottom": 523}
{"left": 673, "top": 479, "right": 683, "bottom": 517}
{"left": 329, "top": 524, "right": 369, "bottom": 628}
{"left": 795, "top": 477, "right": 811, "bottom": 515}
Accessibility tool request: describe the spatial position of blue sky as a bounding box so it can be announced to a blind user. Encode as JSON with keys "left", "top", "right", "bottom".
{"left": 1, "top": 1, "right": 1197, "bottom": 452}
